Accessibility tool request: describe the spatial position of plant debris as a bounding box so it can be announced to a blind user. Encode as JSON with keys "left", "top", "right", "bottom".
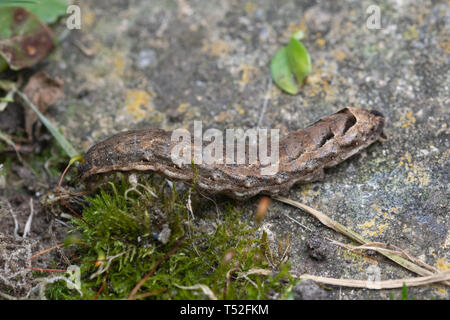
{"left": 23, "top": 71, "right": 64, "bottom": 140}
{"left": 0, "top": 7, "right": 55, "bottom": 70}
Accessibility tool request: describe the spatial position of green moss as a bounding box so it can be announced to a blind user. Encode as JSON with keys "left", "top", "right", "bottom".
{"left": 46, "top": 176, "right": 294, "bottom": 300}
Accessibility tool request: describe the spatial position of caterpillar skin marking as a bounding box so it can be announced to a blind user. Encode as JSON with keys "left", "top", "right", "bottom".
{"left": 79, "top": 107, "right": 385, "bottom": 199}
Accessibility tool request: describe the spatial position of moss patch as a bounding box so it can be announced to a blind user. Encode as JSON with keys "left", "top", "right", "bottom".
{"left": 45, "top": 176, "right": 294, "bottom": 300}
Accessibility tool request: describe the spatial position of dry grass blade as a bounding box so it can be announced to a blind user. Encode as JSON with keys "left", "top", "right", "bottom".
{"left": 174, "top": 284, "right": 218, "bottom": 300}
{"left": 299, "top": 271, "right": 450, "bottom": 289}
{"left": 22, "top": 198, "right": 34, "bottom": 238}
{"left": 0, "top": 130, "right": 23, "bottom": 162}
{"left": 272, "top": 195, "right": 450, "bottom": 286}
{"left": 332, "top": 241, "right": 440, "bottom": 274}
{"left": 243, "top": 268, "right": 450, "bottom": 289}
{"left": 223, "top": 267, "right": 240, "bottom": 299}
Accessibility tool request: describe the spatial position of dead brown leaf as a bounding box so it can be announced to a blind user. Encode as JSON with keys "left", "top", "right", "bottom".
{"left": 23, "top": 71, "right": 64, "bottom": 140}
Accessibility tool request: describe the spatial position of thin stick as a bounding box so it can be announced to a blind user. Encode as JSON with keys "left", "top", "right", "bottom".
{"left": 5, "top": 200, "right": 19, "bottom": 237}
{"left": 272, "top": 195, "right": 450, "bottom": 286}
{"left": 27, "top": 243, "right": 67, "bottom": 273}
{"left": 94, "top": 274, "right": 108, "bottom": 300}
{"left": 128, "top": 235, "right": 186, "bottom": 300}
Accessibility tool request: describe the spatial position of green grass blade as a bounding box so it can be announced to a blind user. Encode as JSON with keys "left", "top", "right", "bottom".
{"left": 17, "top": 90, "right": 79, "bottom": 158}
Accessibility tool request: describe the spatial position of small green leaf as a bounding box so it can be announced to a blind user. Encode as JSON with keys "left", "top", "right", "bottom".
{"left": 286, "top": 37, "right": 311, "bottom": 86}
{"left": 270, "top": 35, "right": 311, "bottom": 95}
{"left": 270, "top": 47, "right": 299, "bottom": 95}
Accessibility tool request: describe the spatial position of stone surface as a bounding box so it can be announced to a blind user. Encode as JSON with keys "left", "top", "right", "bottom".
{"left": 293, "top": 279, "right": 329, "bottom": 300}
{"left": 42, "top": 0, "right": 448, "bottom": 299}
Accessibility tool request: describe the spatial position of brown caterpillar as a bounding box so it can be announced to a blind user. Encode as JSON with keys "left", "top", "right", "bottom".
{"left": 79, "top": 107, "right": 385, "bottom": 199}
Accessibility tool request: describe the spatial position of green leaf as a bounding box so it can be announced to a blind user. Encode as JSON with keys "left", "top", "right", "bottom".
{"left": 286, "top": 37, "right": 311, "bottom": 86}
{"left": 0, "top": 7, "right": 55, "bottom": 70}
{"left": 270, "top": 47, "right": 299, "bottom": 95}
{"left": 19, "top": 0, "right": 69, "bottom": 24}
{"left": 270, "top": 35, "right": 311, "bottom": 95}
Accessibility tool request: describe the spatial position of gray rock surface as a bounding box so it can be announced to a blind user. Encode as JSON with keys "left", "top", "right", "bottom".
{"left": 293, "top": 279, "right": 329, "bottom": 300}
{"left": 42, "top": 0, "right": 448, "bottom": 299}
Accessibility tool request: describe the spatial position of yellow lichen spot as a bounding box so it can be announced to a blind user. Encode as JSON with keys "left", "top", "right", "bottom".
{"left": 82, "top": 9, "right": 95, "bottom": 27}
{"left": 234, "top": 103, "right": 245, "bottom": 115}
{"left": 436, "top": 257, "right": 450, "bottom": 271}
{"left": 177, "top": 103, "right": 190, "bottom": 113}
{"left": 333, "top": 50, "right": 347, "bottom": 61}
{"left": 299, "top": 184, "right": 320, "bottom": 198}
{"left": 342, "top": 247, "right": 378, "bottom": 265}
{"left": 438, "top": 37, "right": 450, "bottom": 55}
{"left": 316, "top": 38, "right": 325, "bottom": 46}
{"left": 238, "top": 64, "right": 258, "bottom": 87}
{"left": 403, "top": 26, "right": 419, "bottom": 40}
{"left": 301, "top": 184, "right": 311, "bottom": 195}
{"left": 360, "top": 219, "right": 376, "bottom": 229}
{"left": 399, "top": 152, "right": 430, "bottom": 187}
{"left": 405, "top": 152, "right": 412, "bottom": 163}
{"left": 402, "top": 225, "right": 412, "bottom": 233}
{"left": 304, "top": 73, "right": 322, "bottom": 97}
{"left": 360, "top": 219, "right": 388, "bottom": 237}
{"left": 202, "top": 40, "right": 231, "bottom": 57}
{"left": 432, "top": 284, "right": 447, "bottom": 296}
{"left": 125, "top": 90, "right": 154, "bottom": 120}
{"left": 401, "top": 111, "right": 416, "bottom": 129}
{"left": 215, "top": 112, "right": 228, "bottom": 122}
{"left": 244, "top": 2, "right": 257, "bottom": 15}
{"left": 113, "top": 53, "right": 126, "bottom": 75}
